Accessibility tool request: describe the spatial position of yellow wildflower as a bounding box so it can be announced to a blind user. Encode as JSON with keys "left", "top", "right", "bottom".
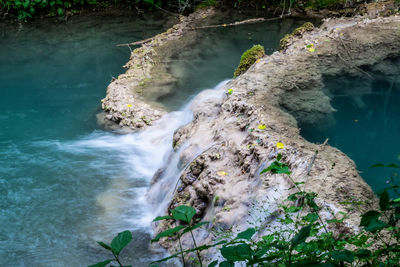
{"left": 217, "top": 171, "right": 228, "bottom": 176}
{"left": 276, "top": 142, "right": 284, "bottom": 149}
{"left": 256, "top": 59, "right": 261, "bottom": 63}
{"left": 228, "top": 88, "right": 233, "bottom": 95}
{"left": 309, "top": 47, "right": 315, "bottom": 53}
{"left": 257, "top": 124, "right": 267, "bottom": 130}
{"left": 127, "top": 104, "right": 133, "bottom": 108}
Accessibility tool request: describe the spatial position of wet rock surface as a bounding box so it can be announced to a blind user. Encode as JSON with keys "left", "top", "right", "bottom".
{"left": 99, "top": 2, "right": 400, "bottom": 263}
{"left": 100, "top": 8, "right": 217, "bottom": 130}
{"left": 151, "top": 12, "right": 400, "bottom": 263}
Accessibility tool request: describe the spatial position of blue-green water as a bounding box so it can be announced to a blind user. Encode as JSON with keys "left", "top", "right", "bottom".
{"left": 300, "top": 61, "right": 400, "bottom": 192}
{"left": 0, "top": 14, "right": 317, "bottom": 266}
{"left": 0, "top": 14, "right": 175, "bottom": 266}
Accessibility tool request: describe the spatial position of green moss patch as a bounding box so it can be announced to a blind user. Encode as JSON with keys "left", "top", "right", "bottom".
{"left": 279, "top": 22, "right": 314, "bottom": 51}
{"left": 233, "top": 45, "right": 266, "bottom": 78}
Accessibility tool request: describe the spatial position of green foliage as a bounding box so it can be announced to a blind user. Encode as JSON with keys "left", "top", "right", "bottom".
{"left": 233, "top": 44, "right": 265, "bottom": 78}
{"left": 150, "top": 205, "right": 216, "bottom": 266}
{"left": 0, "top": 0, "right": 166, "bottom": 20}
{"left": 260, "top": 153, "right": 291, "bottom": 175}
{"left": 90, "top": 230, "right": 133, "bottom": 267}
{"left": 149, "top": 155, "right": 400, "bottom": 266}
{"left": 90, "top": 156, "right": 400, "bottom": 266}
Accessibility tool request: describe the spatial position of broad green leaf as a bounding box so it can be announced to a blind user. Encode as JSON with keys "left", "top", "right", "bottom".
{"left": 220, "top": 243, "right": 253, "bottom": 261}
{"left": 151, "top": 225, "right": 185, "bottom": 242}
{"left": 171, "top": 205, "right": 196, "bottom": 223}
{"left": 355, "top": 249, "right": 371, "bottom": 259}
{"left": 379, "top": 190, "right": 389, "bottom": 210}
{"left": 277, "top": 153, "right": 282, "bottom": 161}
{"left": 88, "top": 259, "right": 113, "bottom": 267}
{"left": 286, "top": 206, "right": 301, "bottom": 213}
{"left": 365, "top": 219, "right": 388, "bottom": 232}
{"left": 110, "top": 230, "right": 133, "bottom": 255}
{"left": 236, "top": 228, "right": 256, "bottom": 240}
{"left": 153, "top": 215, "right": 172, "bottom": 222}
{"left": 305, "top": 193, "right": 319, "bottom": 211}
{"left": 370, "top": 163, "right": 385, "bottom": 168}
{"left": 360, "top": 210, "right": 381, "bottom": 227}
{"left": 291, "top": 225, "right": 311, "bottom": 247}
{"left": 330, "top": 250, "right": 354, "bottom": 263}
{"left": 219, "top": 261, "right": 234, "bottom": 267}
{"left": 182, "top": 221, "right": 209, "bottom": 234}
{"left": 303, "top": 213, "right": 319, "bottom": 223}
{"left": 97, "top": 241, "right": 112, "bottom": 251}
{"left": 208, "top": 260, "right": 218, "bottom": 267}
{"left": 288, "top": 192, "right": 303, "bottom": 201}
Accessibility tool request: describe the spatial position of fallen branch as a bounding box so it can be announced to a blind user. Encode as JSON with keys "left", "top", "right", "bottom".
{"left": 192, "top": 16, "right": 289, "bottom": 30}
{"left": 117, "top": 16, "right": 289, "bottom": 47}
{"left": 337, "top": 53, "right": 374, "bottom": 79}
{"left": 117, "top": 36, "right": 155, "bottom": 47}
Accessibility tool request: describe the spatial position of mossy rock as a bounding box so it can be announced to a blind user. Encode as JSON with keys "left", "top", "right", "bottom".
{"left": 233, "top": 45, "right": 266, "bottom": 78}
{"left": 279, "top": 22, "right": 314, "bottom": 51}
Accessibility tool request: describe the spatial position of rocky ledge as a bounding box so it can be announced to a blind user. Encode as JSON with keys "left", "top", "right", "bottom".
{"left": 99, "top": 1, "right": 399, "bottom": 263}
{"left": 149, "top": 7, "right": 400, "bottom": 263}
{"left": 100, "top": 7, "right": 216, "bottom": 129}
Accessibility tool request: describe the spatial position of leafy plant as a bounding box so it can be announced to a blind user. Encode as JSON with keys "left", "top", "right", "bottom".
{"left": 91, "top": 157, "right": 399, "bottom": 266}
{"left": 89, "top": 230, "right": 133, "bottom": 267}
{"left": 151, "top": 205, "right": 222, "bottom": 266}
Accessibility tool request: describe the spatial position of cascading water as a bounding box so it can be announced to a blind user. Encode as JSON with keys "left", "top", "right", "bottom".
{"left": 146, "top": 80, "right": 229, "bottom": 218}
{"left": 0, "top": 13, "right": 314, "bottom": 266}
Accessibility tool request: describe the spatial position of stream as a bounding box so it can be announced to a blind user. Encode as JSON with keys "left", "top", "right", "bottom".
{"left": 300, "top": 60, "right": 400, "bottom": 192}
{"left": 0, "top": 13, "right": 310, "bottom": 266}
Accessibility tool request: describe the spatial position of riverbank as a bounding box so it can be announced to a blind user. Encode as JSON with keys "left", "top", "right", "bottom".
{"left": 154, "top": 12, "right": 400, "bottom": 261}
{"left": 98, "top": 1, "right": 400, "bottom": 264}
